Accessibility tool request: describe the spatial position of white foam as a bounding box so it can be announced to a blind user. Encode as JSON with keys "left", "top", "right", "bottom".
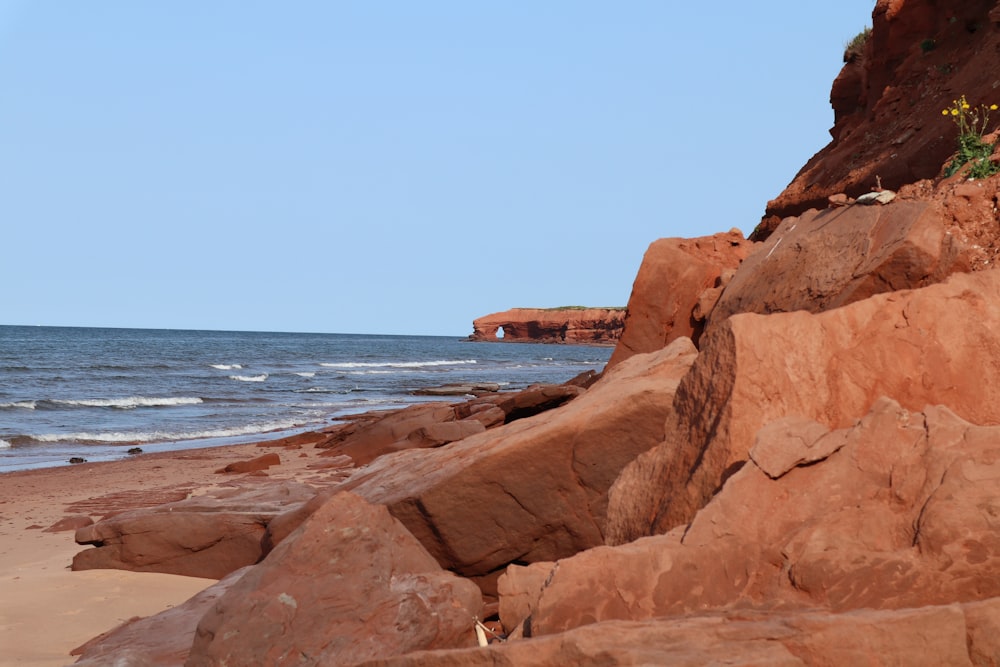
{"left": 295, "top": 372, "right": 316, "bottom": 377}
{"left": 52, "top": 396, "right": 203, "bottom": 409}
{"left": 0, "top": 439, "right": 11, "bottom": 449}
{"left": 33, "top": 418, "right": 310, "bottom": 445}
{"left": 230, "top": 374, "right": 268, "bottom": 382}
{"left": 211, "top": 364, "right": 243, "bottom": 370}
{"left": 0, "top": 400, "right": 36, "bottom": 410}
{"left": 320, "top": 359, "right": 478, "bottom": 369}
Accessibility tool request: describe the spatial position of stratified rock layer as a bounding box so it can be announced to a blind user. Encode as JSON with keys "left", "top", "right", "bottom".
{"left": 761, "top": 0, "right": 1000, "bottom": 231}
{"left": 72, "top": 482, "right": 316, "bottom": 579}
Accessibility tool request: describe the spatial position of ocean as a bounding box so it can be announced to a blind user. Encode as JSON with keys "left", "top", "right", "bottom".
{"left": 0, "top": 325, "right": 612, "bottom": 472}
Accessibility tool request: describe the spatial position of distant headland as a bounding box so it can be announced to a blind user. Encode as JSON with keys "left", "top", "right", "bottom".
{"left": 468, "top": 306, "right": 625, "bottom": 345}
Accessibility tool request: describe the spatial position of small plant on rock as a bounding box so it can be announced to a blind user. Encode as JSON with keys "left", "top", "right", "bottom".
{"left": 843, "top": 26, "right": 871, "bottom": 62}
{"left": 942, "top": 95, "right": 1000, "bottom": 179}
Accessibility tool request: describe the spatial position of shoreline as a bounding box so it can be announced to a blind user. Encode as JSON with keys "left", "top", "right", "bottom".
{"left": 0, "top": 434, "right": 340, "bottom": 665}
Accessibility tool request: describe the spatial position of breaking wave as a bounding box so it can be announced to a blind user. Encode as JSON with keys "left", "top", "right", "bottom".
{"left": 230, "top": 374, "right": 268, "bottom": 382}
{"left": 211, "top": 364, "right": 243, "bottom": 370}
{"left": 319, "top": 359, "right": 477, "bottom": 369}
{"left": 31, "top": 418, "right": 310, "bottom": 445}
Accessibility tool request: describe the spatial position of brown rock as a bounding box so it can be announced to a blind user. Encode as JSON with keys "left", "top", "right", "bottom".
{"left": 469, "top": 308, "right": 625, "bottom": 344}
{"left": 71, "top": 566, "right": 248, "bottom": 666}
{"left": 608, "top": 269, "right": 1000, "bottom": 543}
{"left": 709, "top": 201, "right": 969, "bottom": 333}
{"left": 607, "top": 230, "right": 754, "bottom": 367}
{"left": 341, "top": 338, "right": 698, "bottom": 578}
{"left": 186, "top": 492, "right": 483, "bottom": 666}
{"left": 72, "top": 482, "right": 316, "bottom": 578}
{"left": 216, "top": 452, "right": 280, "bottom": 474}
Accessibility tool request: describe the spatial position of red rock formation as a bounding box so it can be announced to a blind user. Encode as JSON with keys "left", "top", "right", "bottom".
{"left": 469, "top": 307, "right": 625, "bottom": 344}
{"left": 186, "top": 492, "right": 483, "bottom": 666}
{"left": 707, "top": 200, "right": 970, "bottom": 333}
{"left": 608, "top": 269, "right": 1000, "bottom": 543}
{"left": 759, "top": 0, "right": 1000, "bottom": 237}
{"left": 606, "top": 230, "right": 755, "bottom": 367}
{"left": 72, "top": 482, "right": 316, "bottom": 579}
{"left": 340, "top": 338, "right": 698, "bottom": 580}
{"left": 499, "top": 397, "right": 1000, "bottom": 640}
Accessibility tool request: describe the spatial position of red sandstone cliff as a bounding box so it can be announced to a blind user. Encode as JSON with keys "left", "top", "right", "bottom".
{"left": 468, "top": 307, "right": 625, "bottom": 345}
{"left": 757, "top": 0, "right": 1000, "bottom": 239}
{"left": 66, "top": 2, "right": 1000, "bottom": 664}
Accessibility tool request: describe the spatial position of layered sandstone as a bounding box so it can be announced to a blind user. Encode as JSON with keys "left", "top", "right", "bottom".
{"left": 758, "top": 0, "right": 1000, "bottom": 237}
{"left": 468, "top": 307, "right": 625, "bottom": 344}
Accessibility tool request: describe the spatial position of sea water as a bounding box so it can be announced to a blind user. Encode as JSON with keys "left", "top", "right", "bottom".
{"left": 0, "top": 325, "right": 611, "bottom": 472}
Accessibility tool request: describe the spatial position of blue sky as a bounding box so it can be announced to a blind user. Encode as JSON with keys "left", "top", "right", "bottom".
{"left": 0, "top": 2, "right": 875, "bottom": 335}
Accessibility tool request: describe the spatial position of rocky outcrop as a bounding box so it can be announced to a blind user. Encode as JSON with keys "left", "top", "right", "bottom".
{"left": 759, "top": 0, "right": 1000, "bottom": 236}
{"left": 606, "top": 230, "right": 754, "bottom": 367}
{"left": 468, "top": 307, "right": 625, "bottom": 344}
{"left": 316, "top": 385, "right": 583, "bottom": 466}
{"left": 499, "top": 397, "right": 1000, "bottom": 640}
{"left": 707, "top": 200, "right": 970, "bottom": 333}
{"left": 340, "top": 338, "right": 698, "bottom": 580}
{"left": 72, "top": 482, "right": 316, "bottom": 579}
{"left": 607, "top": 269, "right": 1000, "bottom": 544}
{"left": 187, "top": 492, "right": 483, "bottom": 666}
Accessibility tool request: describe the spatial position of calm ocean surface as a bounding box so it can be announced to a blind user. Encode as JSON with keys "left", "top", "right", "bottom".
{"left": 0, "top": 325, "right": 611, "bottom": 472}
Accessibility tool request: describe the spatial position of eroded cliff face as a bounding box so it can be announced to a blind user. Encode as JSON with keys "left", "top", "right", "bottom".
{"left": 468, "top": 308, "right": 625, "bottom": 345}
{"left": 758, "top": 0, "right": 1000, "bottom": 239}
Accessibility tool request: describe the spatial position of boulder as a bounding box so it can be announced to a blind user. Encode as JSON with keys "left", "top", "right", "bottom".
{"left": 503, "top": 398, "right": 1000, "bottom": 636}
{"left": 72, "top": 482, "right": 316, "bottom": 578}
{"left": 607, "top": 269, "right": 1000, "bottom": 544}
{"left": 340, "top": 338, "right": 699, "bottom": 579}
{"left": 709, "top": 201, "right": 969, "bottom": 332}
{"left": 71, "top": 567, "right": 249, "bottom": 666}
{"left": 607, "top": 230, "right": 754, "bottom": 368}
{"left": 186, "top": 492, "right": 483, "bottom": 666}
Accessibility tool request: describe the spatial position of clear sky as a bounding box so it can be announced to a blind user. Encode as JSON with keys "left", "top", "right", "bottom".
{"left": 0, "top": 2, "right": 876, "bottom": 336}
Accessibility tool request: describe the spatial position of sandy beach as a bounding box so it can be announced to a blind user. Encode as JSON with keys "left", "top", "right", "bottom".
{"left": 0, "top": 439, "right": 334, "bottom": 666}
